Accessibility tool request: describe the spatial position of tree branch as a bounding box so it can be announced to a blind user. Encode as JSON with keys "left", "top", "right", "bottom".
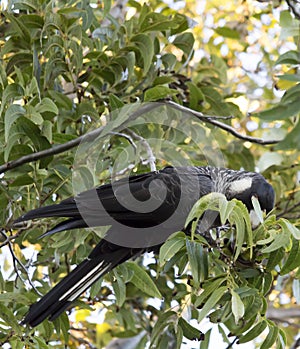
{"left": 166, "top": 101, "right": 280, "bottom": 145}
{"left": 0, "top": 126, "right": 105, "bottom": 174}
{"left": 0, "top": 102, "right": 279, "bottom": 174}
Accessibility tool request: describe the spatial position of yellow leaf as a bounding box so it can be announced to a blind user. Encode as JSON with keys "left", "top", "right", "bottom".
{"left": 75, "top": 309, "right": 91, "bottom": 323}
{"left": 96, "top": 322, "right": 111, "bottom": 335}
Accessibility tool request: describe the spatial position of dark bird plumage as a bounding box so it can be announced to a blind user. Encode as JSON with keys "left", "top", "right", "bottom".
{"left": 14, "top": 166, "right": 275, "bottom": 327}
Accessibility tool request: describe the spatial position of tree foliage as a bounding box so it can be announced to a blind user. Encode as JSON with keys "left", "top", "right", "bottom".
{"left": 0, "top": 0, "right": 300, "bottom": 348}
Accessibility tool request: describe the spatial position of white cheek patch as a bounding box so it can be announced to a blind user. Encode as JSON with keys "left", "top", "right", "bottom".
{"left": 250, "top": 209, "right": 261, "bottom": 229}
{"left": 229, "top": 178, "right": 252, "bottom": 194}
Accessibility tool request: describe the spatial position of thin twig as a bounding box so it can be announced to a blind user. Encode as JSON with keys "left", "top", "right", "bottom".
{"left": 69, "top": 332, "right": 98, "bottom": 349}
{"left": 0, "top": 230, "right": 43, "bottom": 296}
{"left": 109, "top": 131, "right": 137, "bottom": 150}
{"left": 277, "top": 200, "right": 300, "bottom": 218}
{"left": 0, "top": 229, "right": 24, "bottom": 248}
{"left": 125, "top": 129, "right": 157, "bottom": 171}
{"left": 225, "top": 337, "right": 238, "bottom": 349}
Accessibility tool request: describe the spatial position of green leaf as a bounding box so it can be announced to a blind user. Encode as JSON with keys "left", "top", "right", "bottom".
{"left": 20, "top": 13, "right": 44, "bottom": 28}
{"left": 198, "top": 286, "right": 228, "bottom": 323}
{"left": 232, "top": 200, "right": 253, "bottom": 250}
{"left": 109, "top": 94, "right": 124, "bottom": 110}
{"left": 279, "top": 10, "right": 299, "bottom": 39}
{"left": 229, "top": 207, "right": 245, "bottom": 260}
{"left": 47, "top": 88, "right": 72, "bottom": 108}
{"left": 200, "top": 328, "right": 212, "bottom": 349}
{"left": 140, "top": 13, "right": 180, "bottom": 33}
{"left": 186, "top": 239, "right": 208, "bottom": 287}
{"left": 4, "top": 130, "right": 23, "bottom": 162}
{"left": 278, "top": 329, "right": 287, "bottom": 349}
{"left": 150, "top": 311, "right": 176, "bottom": 346}
{"left": 275, "top": 50, "right": 300, "bottom": 65}
{"left": 112, "top": 270, "right": 126, "bottom": 307}
{"left": 8, "top": 0, "right": 38, "bottom": 11}
{"left": 159, "top": 234, "right": 185, "bottom": 267}
{"left": 215, "top": 27, "right": 240, "bottom": 39}
{"left": 276, "top": 119, "right": 300, "bottom": 150}
{"left": 266, "top": 248, "right": 285, "bottom": 271}
{"left": 185, "top": 192, "right": 227, "bottom": 229}
{"left": 0, "top": 303, "right": 21, "bottom": 332}
{"left": 6, "top": 144, "right": 33, "bottom": 162}
{"left": 32, "top": 337, "right": 49, "bottom": 349}
{"left": 260, "top": 322, "right": 279, "bottom": 349}
{"left": 16, "top": 116, "right": 51, "bottom": 151}
{"left": 277, "top": 73, "right": 300, "bottom": 82}
{"left": 175, "top": 324, "right": 183, "bottom": 349}
{"left": 173, "top": 32, "right": 195, "bottom": 57}
{"left": 36, "top": 97, "right": 59, "bottom": 115}
{"left": 186, "top": 82, "right": 205, "bottom": 111}
{"left": 75, "top": 166, "right": 95, "bottom": 191}
{"left": 59, "top": 312, "right": 70, "bottom": 343}
{"left": 10, "top": 174, "right": 34, "bottom": 187}
{"left": 280, "top": 237, "right": 300, "bottom": 275}
{"left": 4, "top": 105, "right": 26, "bottom": 142}
{"left": 178, "top": 317, "right": 204, "bottom": 341}
{"left": 144, "top": 86, "right": 178, "bottom": 102}
{"left": 257, "top": 86, "right": 300, "bottom": 121}
{"left": 161, "top": 53, "right": 177, "bottom": 70}
{"left": 261, "top": 232, "right": 290, "bottom": 253}
{"left": 42, "top": 120, "right": 53, "bottom": 143}
{"left": 0, "top": 83, "right": 24, "bottom": 115}
{"left": 4, "top": 12, "right": 31, "bottom": 43}
{"left": 0, "top": 292, "right": 30, "bottom": 304}
{"left": 219, "top": 199, "right": 235, "bottom": 226}
{"left": 238, "top": 320, "right": 268, "bottom": 344}
{"left": 195, "top": 276, "right": 227, "bottom": 308}
{"left": 127, "top": 262, "right": 162, "bottom": 298}
{"left": 131, "top": 34, "right": 153, "bottom": 73}
{"left": 280, "top": 218, "right": 300, "bottom": 239}
{"left": 6, "top": 53, "right": 33, "bottom": 76}
{"left": 231, "top": 290, "right": 245, "bottom": 324}
{"left": 251, "top": 196, "right": 264, "bottom": 224}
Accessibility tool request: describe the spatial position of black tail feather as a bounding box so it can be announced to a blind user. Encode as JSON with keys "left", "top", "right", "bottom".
{"left": 22, "top": 243, "right": 134, "bottom": 327}
{"left": 14, "top": 198, "right": 79, "bottom": 224}
{"left": 39, "top": 218, "right": 88, "bottom": 238}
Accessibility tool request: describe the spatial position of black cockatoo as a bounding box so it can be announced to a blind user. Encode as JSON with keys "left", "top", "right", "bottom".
{"left": 14, "top": 166, "right": 275, "bottom": 327}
